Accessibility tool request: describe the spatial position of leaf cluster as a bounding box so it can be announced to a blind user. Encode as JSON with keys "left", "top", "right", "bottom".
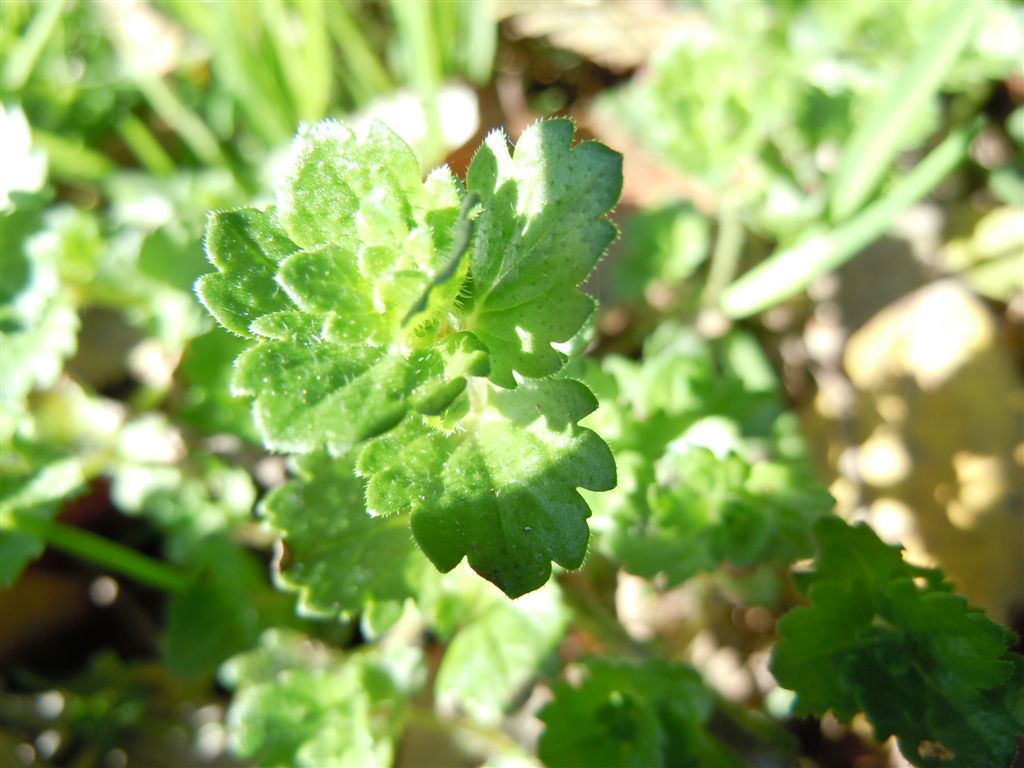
{"left": 580, "top": 324, "right": 831, "bottom": 588}
{"left": 220, "top": 629, "right": 423, "bottom": 768}
{"left": 3, "top": 6, "right": 1023, "bottom": 767}
{"left": 198, "top": 118, "right": 622, "bottom": 598}
{"left": 772, "top": 518, "right": 1024, "bottom": 768}
{"left": 539, "top": 659, "right": 743, "bottom": 768}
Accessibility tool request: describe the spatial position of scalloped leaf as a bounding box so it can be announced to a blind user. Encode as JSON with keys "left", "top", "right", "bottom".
{"left": 771, "top": 518, "right": 1024, "bottom": 768}
{"left": 611, "top": 448, "right": 833, "bottom": 586}
{"left": 221, "top": 629, "right": 422, "bottom": 768}
{"left": 197, "top": 122, "right": 485, "bottom": 454}
{"left": 199, "top": 119, "right": 623, "bottom": 454}
{"left": 538, "top": 659, "right": 742, "bottom": 768}
{"left": 260, "top": 452, "right": 428, "bottom": 619}
{"left": 460, "top": 119, "right": 622, "bottom": 387}
{"left": 197, "top": 119, "right": 621, "bottom": 595}
{"left": 195, "top": 207, "right": 298, "bottom": 337}
{"left": 358, "top": 378, "right": 615, "bottom": 598}
{"left": 232, "top": 324, "right": 488, "bottom": 454}
{"left": 433, "top": 577, "right": 569, "bottom": 722}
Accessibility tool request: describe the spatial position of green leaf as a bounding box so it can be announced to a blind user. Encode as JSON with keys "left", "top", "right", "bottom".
{"left": 0, "top": 205, "right": 79, "bottom": 439}
{"left": 233, "top": 325, "right": 488, "bottom": 454}
{"left": 359, "top": 378, "right": 615, "bottom": 598}
{"left": 221, "top": 629, "right": 422, "bottom": 768}
{"left": 0, "top": 455, "right": 84, "bottom": 586}
{"left": 260, "top": 451, "right": 429, "bottom": 619}
{"left": 771, "top": 518, "right": 1024, "bottom": 768}
{"left": 538, "top": 659, "right": 742, "bottom": 768}
{"left": 609, "top": 449, "right": 737, "bottom": 584}
{"left": 275, "top": 120, "right": 425, "bottom": 250}
{"left": 610, "top": 448, "right": 832, "bottom": 587}
{"left": 195, "top": 206, "right": 299, "bottom": 338}
{"left": 580, "top": 325, "right": 830, "bottom": 586}
{"left": 594, "top": 18, "right": 791, "bottom": 191}
{"left": 829, "top": 0, "right": 984, "bottom": 221}
{"left": 139, "top": 225, "right": 210, "bottom": 293}
{"left": 163, "top": 536, "right": 292, "bottom": 678}
{"left": 611, "top": 202, "right": 710, "bottom": 304}
{"left": 434, "top": 577, "right": 569, "bottom": 722}
{"left": 175, "top": 327, "right": 259, "bottom": 441}
{"left": 198, "top": 120, "right": 492, "bottom": 455}
{"left": 460, "top": 119, "right": 621, "bottom": 387}
{"left": 196, "top": 119, "right": 620, "bottom": 593}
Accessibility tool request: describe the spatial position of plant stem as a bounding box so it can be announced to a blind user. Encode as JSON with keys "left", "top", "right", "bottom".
{"left": 404, "top": 704, "right": 525, "bottom": 757}
{"left": 327, "top": 5, "right": 394, "bottom": 106}
{"left": 702, "top": 197, "right": 745, "bottom": 309}
{"left": 388, "top": 0, "right": 445, "bottom": 159}
{"left": 135, "top": 74, "right": 226, "bottom": 169}
{"left": 32, "top": 129, "right": 115, "bottom": 183}
{"left": 9, "top": 513, "right": 191, "bottom": 594}
{"left": 829, "top": 0, "right": 984, "bottom": 220}
{"left": 719, "top": 118, "right": 981, "bottom": 319}
{"left": 712, "top": 694, "right": 799, "bottom": 757}
{"left": 116, "top": 114, "right": 175, "bottom": 177}
{"left": 4, "top": 0, "right": 67, "bottom": 90}
{"left": 558, "top": 572, "right": 650, "bottom": 660}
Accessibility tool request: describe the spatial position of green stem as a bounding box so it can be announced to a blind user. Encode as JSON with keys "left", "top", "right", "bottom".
{"left": 4, "top": 0, "right": 67, "bottom": 90}
{"left": 32, "top": 129, "right": 115, "bottom": 183}
{"left": 559, "top": 572, "right": 650, "bottom": 660}
{"left": 326, "top": 5, "right": 394, "bottom": 106}
{"left": 9, "top": 513, "right": 192, "bottom": 593}
{"left": 403, "top": 704, "right": 525, "bottom": 756}
{"left": 461, "top": 0, "right": 498, "bottom": 85}
{"left": 702, "top": 198, "right": 745, "bottom": 309}
{"left": 135, "top": 74, "right": 226, "bottom": 168}
{"left": 389, "top": 0, "right": 444, "bottom": 159}
{"left": 116, "top": 114, "right": 175, "bottom": 177}
{"left": 712, "top": 694, "right": 798, "bottom": 757}
{"left": 719, "top": 119, "right": 981, "bottom": 319}
{"left": 828, "top": 0, "right": 984, "bottom": 221}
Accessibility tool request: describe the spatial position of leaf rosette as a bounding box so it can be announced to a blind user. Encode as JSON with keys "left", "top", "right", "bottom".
{"left": 198, "top": 118, "right": 621, "bottom": 597}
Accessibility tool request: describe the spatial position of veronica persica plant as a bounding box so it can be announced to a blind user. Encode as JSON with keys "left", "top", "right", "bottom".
{"left": 198, "top": 119, "right": 620, "bottom": 598}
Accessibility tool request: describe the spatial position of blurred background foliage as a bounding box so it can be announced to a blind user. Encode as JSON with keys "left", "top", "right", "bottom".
{"left": 1, "top": 1, "right": 1022, "bottom": 767}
